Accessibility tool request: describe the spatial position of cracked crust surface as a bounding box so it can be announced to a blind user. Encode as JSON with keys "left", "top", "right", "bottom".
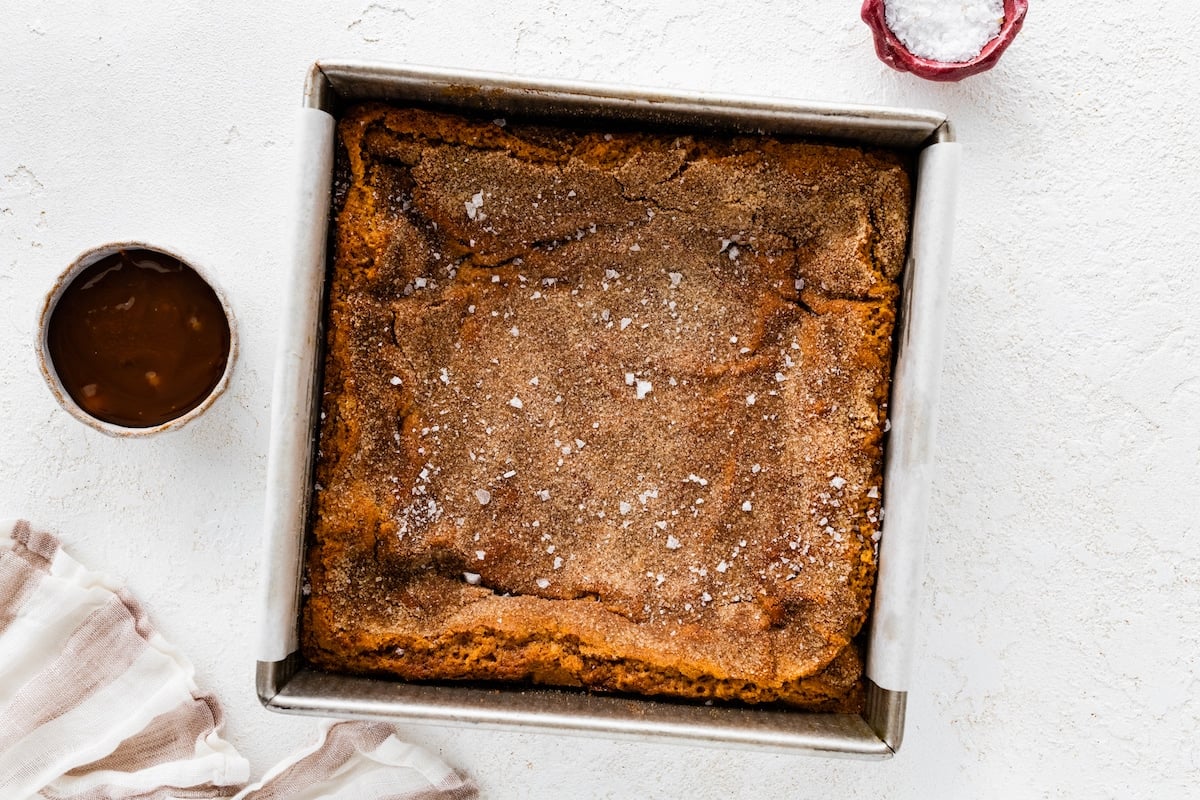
{"left": 303, "top": 105, "right": 911, "bottom": 710}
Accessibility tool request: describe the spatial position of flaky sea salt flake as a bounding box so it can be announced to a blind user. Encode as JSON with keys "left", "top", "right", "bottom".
{"left": 635, "top": 380, "right": 652, "bottom": 399}
{"left": 536, "top": 578, "right": 551, "bottom": 589}
{"left": 666, "top": 535, "right": 681, "bottom": 550}
{"left": 508, "top": 396, "right": 524, "bottom": 409}
{"left": 463, "top": 572, "right": 482, "bottom": 585}
{"left": 464, "top": 191, "right": 486, "bottom": 221}
{"left": 475, "top": 489, "right": 491, "bottom": 506}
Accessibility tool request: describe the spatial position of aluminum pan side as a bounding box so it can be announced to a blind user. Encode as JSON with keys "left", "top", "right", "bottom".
{"left": 306, "top": 60, "right": 947, "bottom": 148}
{"left": 263, "top": 666, "right": 892, "bottom": 759}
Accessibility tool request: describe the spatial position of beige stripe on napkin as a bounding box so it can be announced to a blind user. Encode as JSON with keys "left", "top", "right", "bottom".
{"left": 0, "top": 595, "right": 150, "bottom": 752}
{"left": 238, "top": 720, "right": 477, "bottom": 800}
{"left": 0, "top": 520, "right": 58, "bottom": 641}
{"left": 0, "top": 551, "right": 46, "bottom": 639}
{"left": 65, "top": 694, "right": 228, "bottom": 777}
{"left": 10, "top": 519, "right": 58, "bottom": 566}
{"left": 42, "top": 781, "right": 241, "bottom": 800}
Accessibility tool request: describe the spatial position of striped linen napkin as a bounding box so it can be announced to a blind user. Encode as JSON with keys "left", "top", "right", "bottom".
{"left": 0, "top": 520, "right": 477, "bottom": 800}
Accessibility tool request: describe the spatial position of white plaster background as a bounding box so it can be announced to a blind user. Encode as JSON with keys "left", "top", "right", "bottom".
{"left": 2, "top": 1, "right": 1198, "bottom": 796}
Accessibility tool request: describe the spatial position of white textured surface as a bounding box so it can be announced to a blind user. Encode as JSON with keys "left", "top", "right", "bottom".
{"left": 2, "top": 2, "right": 1198, "bottom": 796}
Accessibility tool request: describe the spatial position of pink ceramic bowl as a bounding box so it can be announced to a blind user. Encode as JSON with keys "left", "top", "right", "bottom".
{"left": 862, "top": 0, "right": 1028, "bottom": 82}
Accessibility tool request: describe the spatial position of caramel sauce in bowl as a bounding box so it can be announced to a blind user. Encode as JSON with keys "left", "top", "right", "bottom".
{"left": 37, "top": 242, "right": 237, "bottom": 436}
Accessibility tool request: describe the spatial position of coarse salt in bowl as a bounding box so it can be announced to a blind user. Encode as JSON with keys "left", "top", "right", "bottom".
{"left": 862, "top": 0, "right": 1028, "bottom": 82}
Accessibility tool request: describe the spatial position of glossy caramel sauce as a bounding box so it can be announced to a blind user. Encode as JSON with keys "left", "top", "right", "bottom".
{"left": 46, "top": 249, "right": 231, "bottom": 428}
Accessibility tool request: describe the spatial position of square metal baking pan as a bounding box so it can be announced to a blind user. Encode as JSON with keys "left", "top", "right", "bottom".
{"left": 258, "top": 60, "right": 959, "bottom": 759}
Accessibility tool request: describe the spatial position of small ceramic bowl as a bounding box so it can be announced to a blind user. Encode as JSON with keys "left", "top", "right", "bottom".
{"left": 862, "top": 0, "right": 1028, "bottom": 82}
{"left": 36, "top": 241, "right": 238, "bottom": 437}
